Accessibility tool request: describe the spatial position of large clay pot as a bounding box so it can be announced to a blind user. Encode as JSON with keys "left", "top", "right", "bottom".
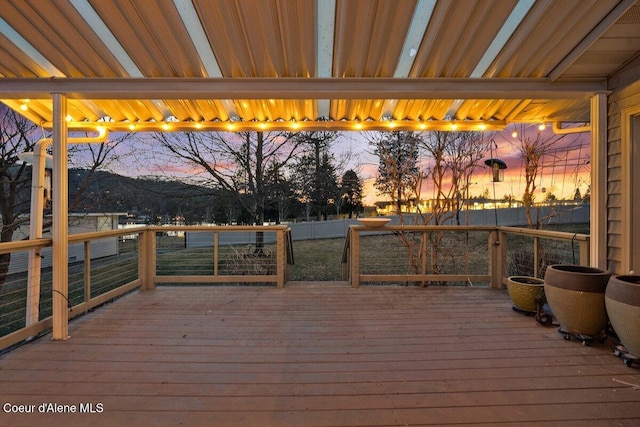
{"left": 605, "top": 275, "right": 640, "bottom": 356}
{"left": 544, "top": 264, "right": 611, "bottom": 338}
{"left": 507, "top": 276, "right": 545, "bottom": 312}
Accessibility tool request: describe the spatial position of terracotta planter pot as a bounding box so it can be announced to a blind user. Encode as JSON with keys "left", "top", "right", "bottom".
{"left": 543, "top": 264, "right": 611, "bottom": 337}
{"left": 507, "top": 276, "right": 545, "bottom": 312}
{"left": 605, "top": 275, "right": 640, "bottom": 356}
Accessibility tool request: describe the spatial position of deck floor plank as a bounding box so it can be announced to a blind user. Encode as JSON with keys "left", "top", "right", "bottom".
{"left": 1, "top": 285, "right": 639, "bottom": 426}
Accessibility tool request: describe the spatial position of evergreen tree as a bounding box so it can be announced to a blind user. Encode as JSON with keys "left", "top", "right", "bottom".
{"left": 340, "top": 169, "right": 363, "bottom": 218}
{"left": 290, "top": 130, "right": 340, "bottom": 220}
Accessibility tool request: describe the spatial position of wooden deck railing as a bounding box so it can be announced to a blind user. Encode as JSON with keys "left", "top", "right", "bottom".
{"left": 342, "top": 225, "right": 590, "bottom": 288}
{"left": 0, "top": 228, "right": 144, "bottom": 351}
{"left": 0, "top": 225, "right": 292, "bottom": 351}
{"left": 143, "top": 225, "right": 293, "bottom": 289}
{"left": 1, "top": 223, "right": 586, "bottom": 351}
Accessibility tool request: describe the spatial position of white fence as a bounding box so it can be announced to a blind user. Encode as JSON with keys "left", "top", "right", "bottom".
{"left": 186, "top": 205, "right": 589, "bottom": 248}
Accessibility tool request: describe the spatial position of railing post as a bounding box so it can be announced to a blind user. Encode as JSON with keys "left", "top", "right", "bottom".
{"left": 213, "top": 231, "right": 219, "bottom": 276}
{"left": 420, "top": 231, "right": 428, "bottom": 287}
{"left": 342, "top": 230, "right": 350, "bottom": 281}
{"left": 276, "top": 228, "right": 285, "bottom": 288}
{"left": 533, "top": 236, "right": 540, "bottom": 278}
{"left": 489, "top": 229, "right": 504, "bottom": 289}
{"left": 84, "top": 241, "right": 91, "bottom": 303}
{"left": 140, "top": 229, "right": 156, "bottom": 290}
{"left": 350, "top": 227, "right": 360, "bottom": 288}
{"left": 579, "top": 236, "right": 590, "bottom": 266}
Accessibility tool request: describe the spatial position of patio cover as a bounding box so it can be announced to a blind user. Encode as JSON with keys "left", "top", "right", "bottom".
{"left": 0, "top": 0, "right": 638, "bottom": 132}
{"left": 0, "top": 0, "right": 639, "bottom": 340}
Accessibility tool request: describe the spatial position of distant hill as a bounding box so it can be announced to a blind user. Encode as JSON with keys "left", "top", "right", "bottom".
{"left": 68, "top": 169, "right": 226, "bottom": 224}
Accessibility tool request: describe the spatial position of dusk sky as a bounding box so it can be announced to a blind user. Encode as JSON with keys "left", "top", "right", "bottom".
{"left": 342, "top": 123, "right": 591, "bottom": 204}
{"left": 98, "top": 123, "right": 591, "bottom": 206}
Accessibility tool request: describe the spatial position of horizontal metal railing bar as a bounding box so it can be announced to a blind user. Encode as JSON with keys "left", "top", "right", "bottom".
{"left": 68, "top": 279, "right": 141, "bottom": 317}
{"left": 0, "top": 279, "right": 140, "bottom": 351}
{"left": 155, "top": 275, "right": 275, "bottom": 284}
{"left": 359, "top": 274, "right": 491, "bottom": 283}
{"left": 147, "top": 225, "right": 289, "bottom": 232}
{"left": 351, "top": 225, "right": 497, "bottom": 231}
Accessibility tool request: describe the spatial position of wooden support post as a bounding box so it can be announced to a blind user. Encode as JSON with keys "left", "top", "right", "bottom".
{"left": 52, "top": 93, "right": 69, "bottom": 340}
{"left": 590, "top": 92, "right": 607, "bottom": 269}
{"left": 139, "top": 229, "right": 156, "bottom": 290}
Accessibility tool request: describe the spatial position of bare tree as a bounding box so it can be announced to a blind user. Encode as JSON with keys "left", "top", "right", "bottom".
{"left": 370, "top": 131, "right": 421, "bottom": 215}
{"left": 417, "top": 131, "right": 491, "bottom": 280}
{"left": 68, "top": 132, "right": 132, "bottom": 210}
{"left": 420, "top": 131, "right": 491, "bottom": 225}
{"left": 0, "top": 105, "right": 39, "bottom": 289}
{"left": 366, "top": 129, "right": 490, "bottom": 283}
{"left": 0, "top": 104, "right": 130, "bottom": 289}
{"left": 148, "top": 130, "right": 303, "bottom": 250}
{"left": 509, "top": 125, "right": 577, "bottom": 228}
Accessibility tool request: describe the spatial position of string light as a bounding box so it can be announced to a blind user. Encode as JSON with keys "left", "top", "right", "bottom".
{"left": 52, "top": 119, "right": 506, "bottom": 133}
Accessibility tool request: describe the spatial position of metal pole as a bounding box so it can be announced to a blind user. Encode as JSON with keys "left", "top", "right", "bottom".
{"left": 25, "top": 139, "right": 52, "bottom": 327}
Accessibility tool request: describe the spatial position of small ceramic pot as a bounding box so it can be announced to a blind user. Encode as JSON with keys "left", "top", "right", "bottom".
{"left": 507, "top": 276, "right": 545, "bottom": 312}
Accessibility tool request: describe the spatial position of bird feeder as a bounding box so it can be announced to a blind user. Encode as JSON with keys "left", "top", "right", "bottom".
{"left": 484, "top": 158, "right": 507, "bottom": 182}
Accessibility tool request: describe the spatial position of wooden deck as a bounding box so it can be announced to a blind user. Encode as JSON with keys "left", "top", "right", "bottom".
{"left": 1, "top": 283, "right": 639, "bottom": 426}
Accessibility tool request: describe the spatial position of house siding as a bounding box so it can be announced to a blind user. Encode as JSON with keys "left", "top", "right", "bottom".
{"left": 607, "top": 79, "right": 640, "bottom": 274}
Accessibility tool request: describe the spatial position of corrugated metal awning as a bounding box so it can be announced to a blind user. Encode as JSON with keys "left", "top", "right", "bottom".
{"left": 0, "top": 0, "right": 638, "bottom": 132}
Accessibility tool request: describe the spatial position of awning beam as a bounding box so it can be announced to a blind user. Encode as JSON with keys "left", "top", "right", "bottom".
{"left": 0, "top": 77, "right": 607, "bottom": 100}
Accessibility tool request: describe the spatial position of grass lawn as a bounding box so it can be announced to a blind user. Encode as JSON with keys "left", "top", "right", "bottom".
{"left": 288, "top": 238, "right": 346, "bottom": 281}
